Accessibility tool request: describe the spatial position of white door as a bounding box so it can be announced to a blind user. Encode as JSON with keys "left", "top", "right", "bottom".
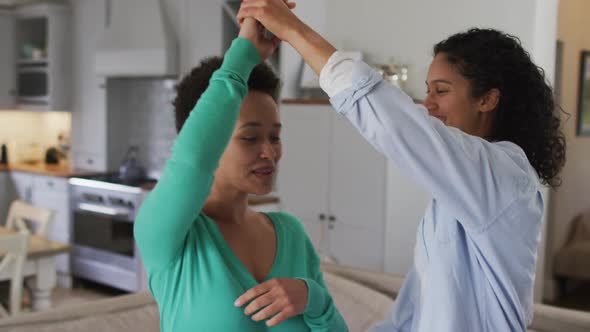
{"left": 0, "top": 11, "right": 15, "bottom": 108}
{"left": 276, "top": 104, "right": 331, "bottom": 250}
{"left": 327, "top": 113, "right": 387, "bottom": 271}
{"left": 383, "top": 162, "right": 430, "bottom": 275}
{"left": 328, "top": 224, "right": 385, "bottom": 271}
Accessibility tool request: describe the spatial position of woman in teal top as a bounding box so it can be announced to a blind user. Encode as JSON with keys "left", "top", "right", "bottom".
{"left": 133, "top": 17, "right": 347, "bottom": 332}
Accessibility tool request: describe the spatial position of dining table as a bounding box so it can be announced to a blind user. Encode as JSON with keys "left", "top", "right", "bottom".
{"left": 0, "top": 226, "right": 70, "bottom": 311}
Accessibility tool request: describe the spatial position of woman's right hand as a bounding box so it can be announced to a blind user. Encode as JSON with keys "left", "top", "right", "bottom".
{"left": 237, "top": 0, "right": 296, "bottom": 61}
{"left": 238, "top": 0, "right": 303, "bottom": 44}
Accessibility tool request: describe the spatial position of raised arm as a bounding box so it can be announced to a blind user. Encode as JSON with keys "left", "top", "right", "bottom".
{"left": 134, "top": 38, "right": 260, "bottom": 271}
{"left": 134, "top": 18, "right": 281, "bottom": 272}
{"left": 324, "top": 60, "right": 533, "bottom": 229}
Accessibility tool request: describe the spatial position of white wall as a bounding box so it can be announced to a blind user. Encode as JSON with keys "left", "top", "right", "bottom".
{"left": 324, "top": 0, "right": 536, "bottom": 99}
{"left": 546, "top": 0, "right": 590, "bottom": 301}
{"left": 173, "top": 0, "right": 224, "bottom": 74}
{"left": 531, "top": 0, "right": 560, "bottom": 304}
{"left": 279, "top": 0, "right": 327, "bottom": 99}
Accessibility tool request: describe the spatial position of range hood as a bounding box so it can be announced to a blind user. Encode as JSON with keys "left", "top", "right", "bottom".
{"left": 95, "top": 0, "right": 178, "bottom": 77}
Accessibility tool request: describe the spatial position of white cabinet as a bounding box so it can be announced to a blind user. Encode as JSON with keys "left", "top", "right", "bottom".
{"left": 9, "top": 171, "right": 34, "bottom": 203}
{"left": 70, "top": 0, "right": 107, "bottom": 171}
{"left": 30, "top": 175, "right": 69, "bottom": 243}
{"left": 277, "top": 104, "right": 387, "bottom": 271}
{"left": 276, "top": 104, "right": 331, "bottom": 249}
{"left": 0, "top": 11, "right": 16, "bottom": 109}
{"left": 30, "top": 175, "right": 71, "bottom": 287}
{"left": 8, "top": 173, "right": 71, "bottom": 241}
{"left": 326, "top": 114, "right": 388, "bottom": 270}
{"left": 14, "top": 4, "right": 71, "bottom": 111}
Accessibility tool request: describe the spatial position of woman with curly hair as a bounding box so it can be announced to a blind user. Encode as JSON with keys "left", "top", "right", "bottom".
{"left": 238, "top": 1, "right": 566, "bottom": 331}
{"left": 134, "top": 15, "right": 347, "bottom": 331}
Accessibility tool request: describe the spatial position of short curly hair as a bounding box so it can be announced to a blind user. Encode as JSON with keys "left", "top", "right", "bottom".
{"left": 172, "top": 56, "right": 281, "bottom": 133}
{"left": 434, "top": 28, "right": 566, "bottom": 189}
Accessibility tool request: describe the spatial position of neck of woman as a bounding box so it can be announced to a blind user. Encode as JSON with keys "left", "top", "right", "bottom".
{"left": 202, "top": 183, "right": 251, "bottom": 225}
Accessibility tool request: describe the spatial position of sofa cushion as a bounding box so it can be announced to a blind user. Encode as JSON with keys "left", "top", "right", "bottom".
{"left": 0, "top": 292, "right": 159, "bottom": 332}
{"left": 321, "top": 262, "right": 404, "bottom": 300}
{"left": 527, "top": 304, "right": 590, "bottom": 332}
{"left": 2, "top": 270, "right": 590, "bottom": 332}
{"left": 324, "top": 273, "right": 394, "bottom": 331}
{"left": 0, "top": 272, "right": 393, "bottom": 332}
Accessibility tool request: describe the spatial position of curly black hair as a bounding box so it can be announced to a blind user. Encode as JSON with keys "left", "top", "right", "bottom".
{"left": 434, "top": 28, "right": 566, "bottom": 189}
{"left": 172, "top": 57, "right": 281, "bottom": 133}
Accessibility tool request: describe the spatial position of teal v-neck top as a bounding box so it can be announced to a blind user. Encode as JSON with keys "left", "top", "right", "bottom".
{"left": 134, "top": 38, "right": 347, "bottom": 332}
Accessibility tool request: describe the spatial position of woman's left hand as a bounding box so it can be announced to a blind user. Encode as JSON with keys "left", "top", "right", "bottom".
{"left": 237, "top": 0, "right": 296, "bottom": 61}
{"left": 235, "top": 278, "right": 308, "bottom": 327}
{"left": 238, "top": 0, "right": 303, "bottom": 44}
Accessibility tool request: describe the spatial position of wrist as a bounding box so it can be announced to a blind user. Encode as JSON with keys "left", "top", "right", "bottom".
{"left": 286, "top": 20, "right": 310, "bottom": 45}
{"left": 288, "top": 23, "right": 337, "bottom": 76}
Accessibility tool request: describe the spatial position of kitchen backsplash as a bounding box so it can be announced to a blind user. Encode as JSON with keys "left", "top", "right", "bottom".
{"left": 0, "top": 111, "right": 71, "bottom": 163}
{"left": 106, "top": 77, "right": 178, "bottom": 175}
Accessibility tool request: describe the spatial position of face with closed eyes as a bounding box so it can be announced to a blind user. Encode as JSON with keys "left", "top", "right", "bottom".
{"left": 424, "top": 52, "right": 497, "bottom": 138}
{"left": 214, "top": 91, "right": 282, "bottom": 196}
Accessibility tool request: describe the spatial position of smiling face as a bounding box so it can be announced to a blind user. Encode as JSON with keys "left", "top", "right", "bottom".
{"left": 214, "top": 91, "right": 282, "bottom": 196}
{"left": 424, "top": 53, "right": 497, "bottom": 138}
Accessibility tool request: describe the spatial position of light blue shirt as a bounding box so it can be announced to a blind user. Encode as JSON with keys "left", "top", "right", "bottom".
{"left": 320, "top": 56, "right": 544, "bottom": 332}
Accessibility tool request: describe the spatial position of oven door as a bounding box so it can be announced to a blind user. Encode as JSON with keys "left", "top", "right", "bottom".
{"left": 17, "top": 66, "right": 49, "bottom": 103}
{"left": 72, "top": 203, "right": 137, "bottom": 271}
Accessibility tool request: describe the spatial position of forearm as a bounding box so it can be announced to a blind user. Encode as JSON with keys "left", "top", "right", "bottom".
{"left": 287, "top": 23, "right": 337, "bottom": 76}
{"left": 300, "top": 275, "right": 349, "bottom": 331}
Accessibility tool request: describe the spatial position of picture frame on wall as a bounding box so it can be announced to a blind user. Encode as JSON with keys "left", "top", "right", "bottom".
{"left": 577, "top": 50, "right": 590, "bottom": 136}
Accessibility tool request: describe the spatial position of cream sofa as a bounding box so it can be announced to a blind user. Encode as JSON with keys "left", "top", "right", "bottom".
{"left": 0, "top": 264, "right": 589, "bottom": 332}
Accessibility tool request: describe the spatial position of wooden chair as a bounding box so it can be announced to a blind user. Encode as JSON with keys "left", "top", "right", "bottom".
{"left": 3, "top": 201, "right": 54, "bottom": 312}
{"left": 0, "top": 230, "right": 28, "bottom": 317}
{"left": 5, "top": 200, "right": 54, "bottom": 237}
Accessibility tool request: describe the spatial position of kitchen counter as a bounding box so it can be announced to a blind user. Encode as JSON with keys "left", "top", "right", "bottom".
{"left": 0, "top": 162, "right": 101, "bottom": 178}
